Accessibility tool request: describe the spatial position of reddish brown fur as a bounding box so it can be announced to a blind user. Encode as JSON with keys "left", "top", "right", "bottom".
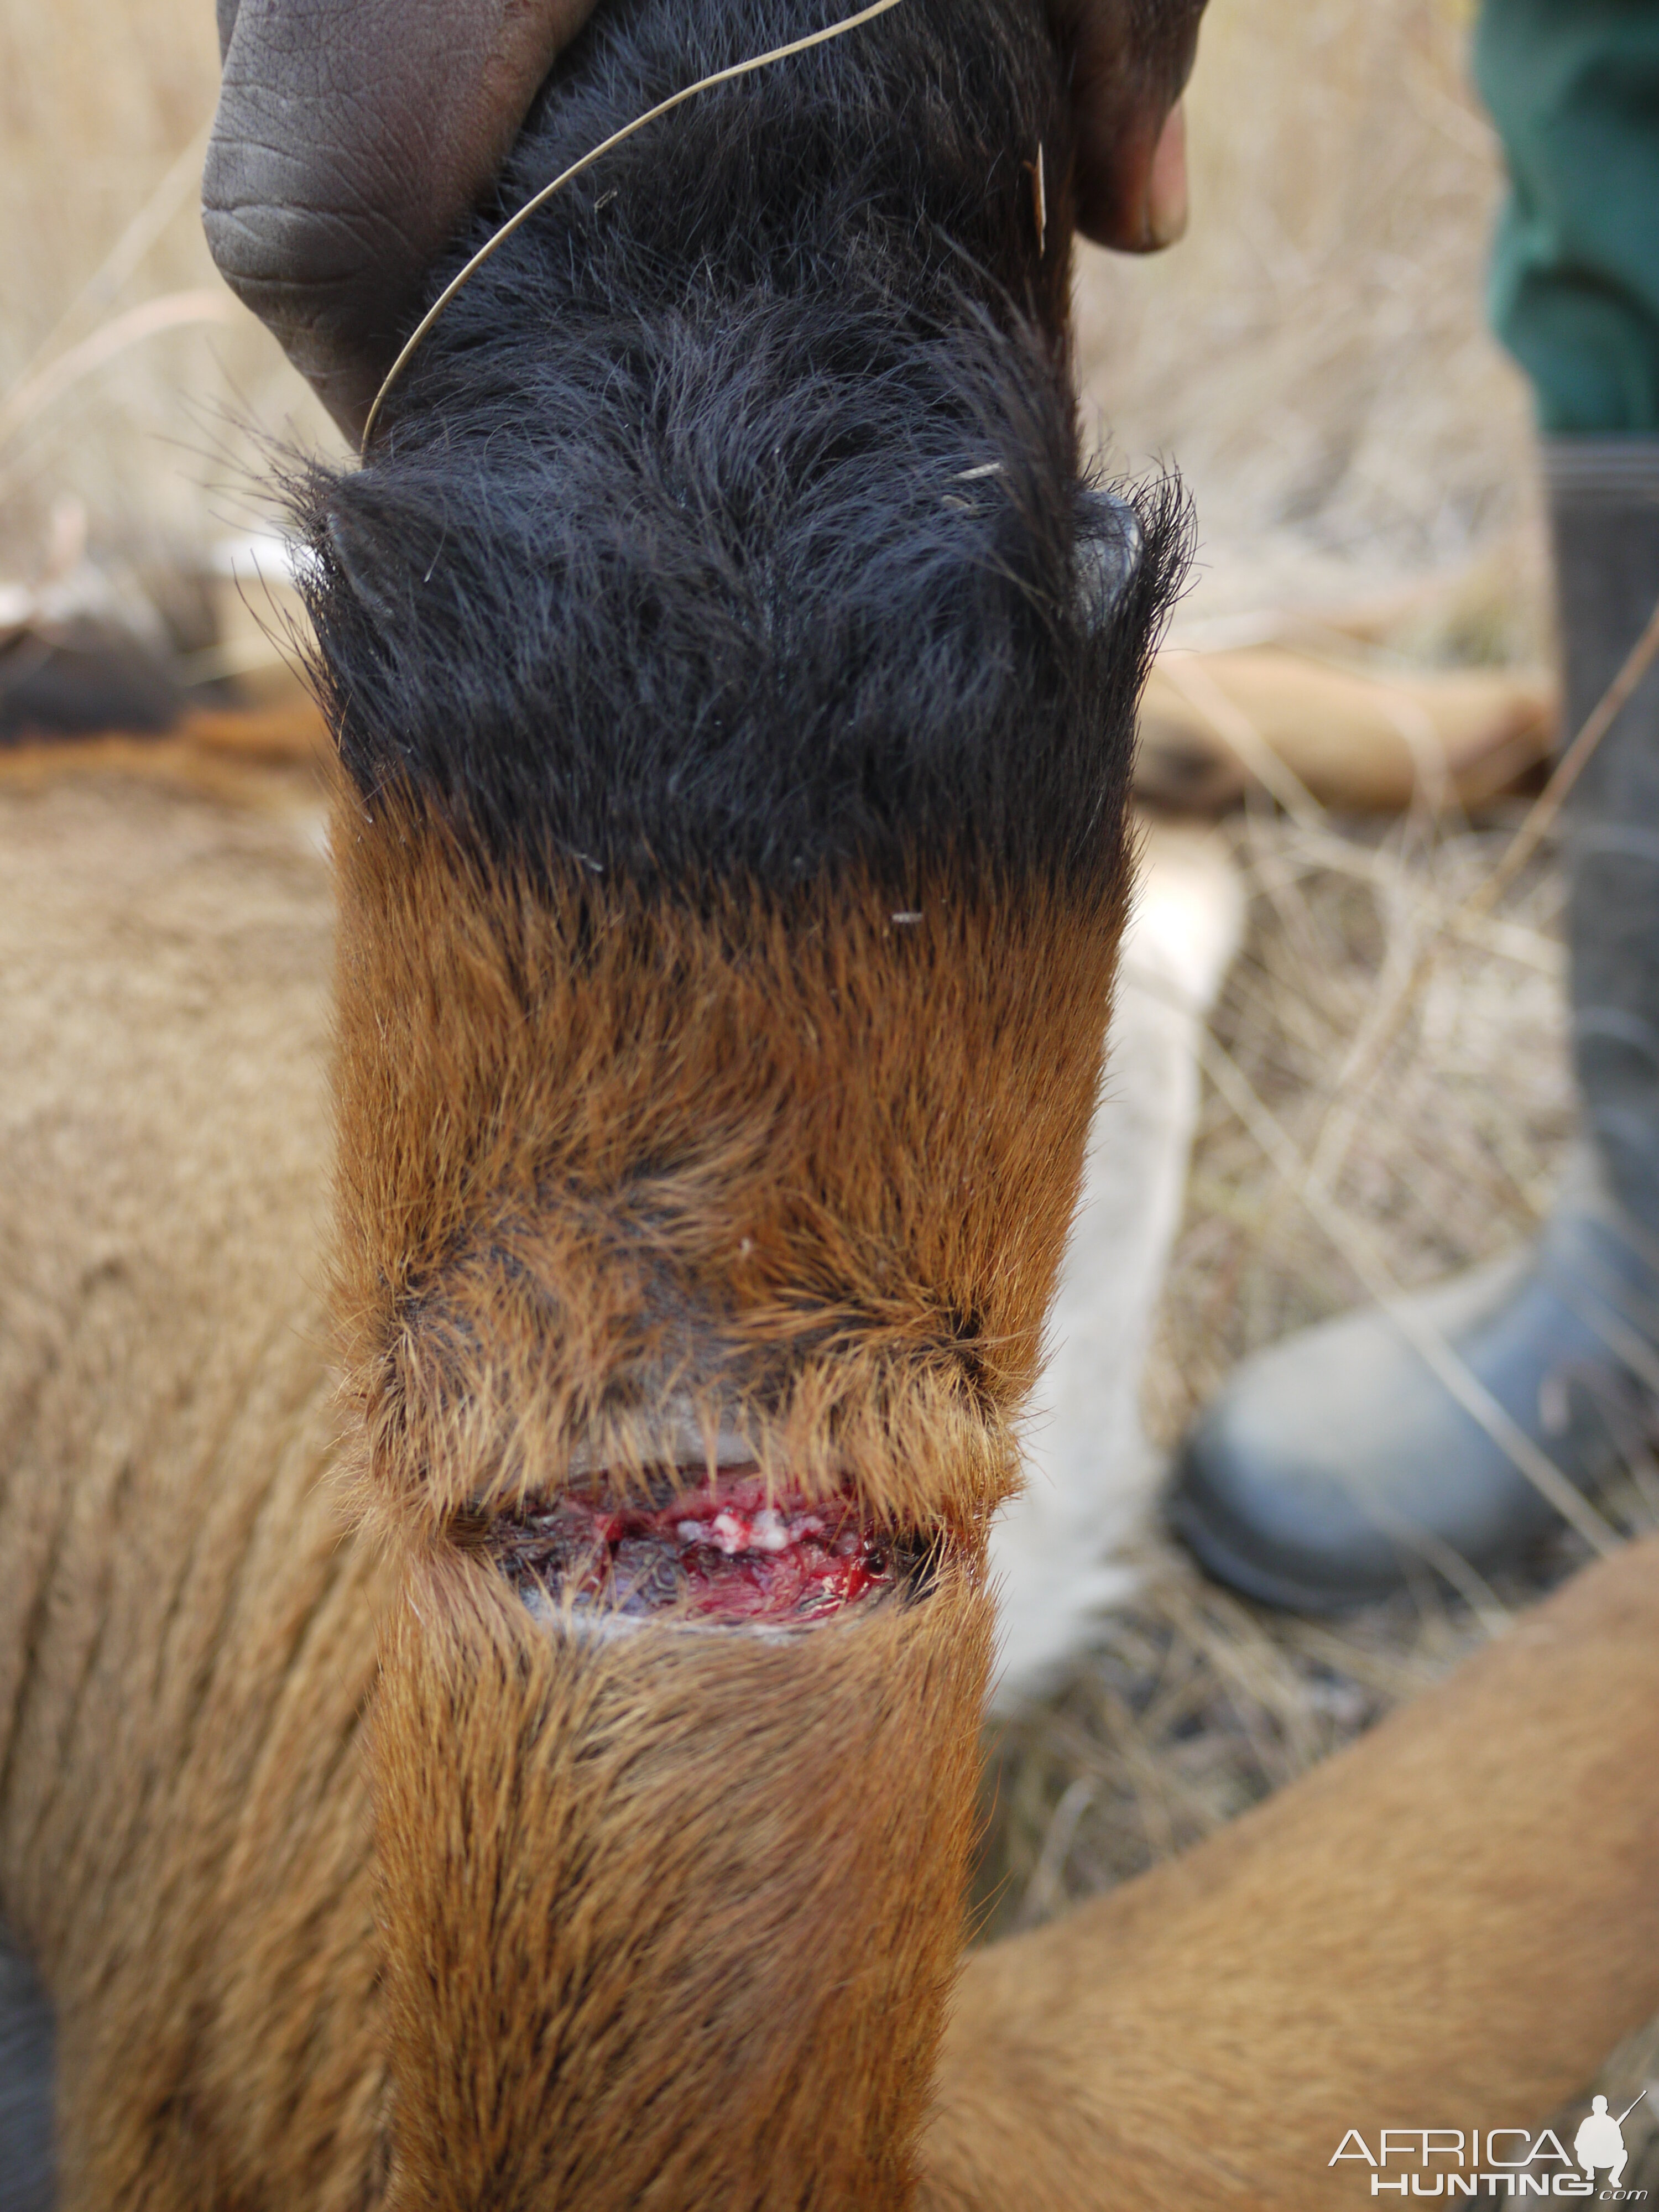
{"left": 333, "top": 778, "right": 1121, "bottom": 2203}
{"left": 330, "top": 780, "right": 1130, "bottom": 1548}
{"left": 0, "top": 764, "right": 388, "bottom": 2210}
{"left": 375, "top": 1556, "right": 988, "bottom": 2210}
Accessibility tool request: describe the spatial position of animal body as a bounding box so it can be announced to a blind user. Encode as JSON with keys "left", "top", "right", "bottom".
{"left": 5, "top": 1, "right": 1659, "bottom": 2205}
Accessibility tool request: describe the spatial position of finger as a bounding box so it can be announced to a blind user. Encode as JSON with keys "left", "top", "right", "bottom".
{"left": 1053, "top": 0, "right": 1204, "bottom": 251}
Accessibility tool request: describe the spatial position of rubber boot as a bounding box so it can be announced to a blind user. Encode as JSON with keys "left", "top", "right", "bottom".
{"left": 1170, "top": 437, "right": 1659, "bottom": 1609}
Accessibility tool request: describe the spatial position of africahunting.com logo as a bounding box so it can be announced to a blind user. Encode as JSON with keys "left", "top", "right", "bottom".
{"left": 1332, "top": 2095, "right": 1650, "bottom": 2197}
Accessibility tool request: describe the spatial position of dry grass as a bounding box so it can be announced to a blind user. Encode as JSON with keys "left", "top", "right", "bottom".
{"left": 1149, "top": 808, "right": 1577, "bottom": 1416}
{"left": 980, "top": 805, "right": 1573, "bottom": 1940}
{"left": 977, "top": 797, "right": 1659, "bottom": 2166}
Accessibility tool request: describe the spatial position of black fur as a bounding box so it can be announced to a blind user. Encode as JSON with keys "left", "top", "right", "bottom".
{"left": 292, "top": 0, "right": 1188, "bottom": 893}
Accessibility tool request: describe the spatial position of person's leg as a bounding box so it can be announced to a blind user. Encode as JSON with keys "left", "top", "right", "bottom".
{"left": 1478, "top": 0, "right": 1659, "bottom": 441}
{"left": 1170, "top": 0, "right": 1659, "bottom": 1609}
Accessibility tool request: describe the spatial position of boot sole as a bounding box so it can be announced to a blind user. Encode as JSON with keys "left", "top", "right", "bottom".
{"left": 1166, "top": 1480, "right": 1396, "bottom": 1616}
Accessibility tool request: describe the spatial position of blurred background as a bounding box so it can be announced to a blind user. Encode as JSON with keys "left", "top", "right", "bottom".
{"left": 0, "top": 0, "right": 338, "bottom": 698}
{"left": 1, "top": 0, "right": 1538, "bottom": 649}
{"left": 1080, "top": 0, "right": 1543, "bottom": 642}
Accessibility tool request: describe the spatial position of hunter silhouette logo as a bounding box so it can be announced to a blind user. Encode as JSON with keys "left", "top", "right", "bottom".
{"left": 1331, "top": 2092, "right": 1650, "bottom": 2197}
{"left": 1577, "top": 2098, "right": 1639, "bottom": 2192}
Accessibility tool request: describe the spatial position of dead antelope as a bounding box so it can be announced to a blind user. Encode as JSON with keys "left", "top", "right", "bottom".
{"left": 5, "top": 2, "right": 1659, "bottom": 2206}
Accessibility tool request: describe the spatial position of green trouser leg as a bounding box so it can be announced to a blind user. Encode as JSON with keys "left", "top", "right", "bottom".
{"left": 1479, "top": 0, "right": 1659, "bottom": 1238}
{"left": 1475, "top": 0, "right": 1659, "bottom": 436}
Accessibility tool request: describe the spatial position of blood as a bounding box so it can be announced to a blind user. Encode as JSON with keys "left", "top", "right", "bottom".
{"left": 491, "top": 1470, "right": 903, "bottom": 1625}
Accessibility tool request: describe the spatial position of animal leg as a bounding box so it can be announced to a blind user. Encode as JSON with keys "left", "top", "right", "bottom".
{"left": 926, "top": 1532, "right": 1659, "bottom": 2207}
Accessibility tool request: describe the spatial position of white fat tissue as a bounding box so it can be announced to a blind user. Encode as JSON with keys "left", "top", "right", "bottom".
{"left": 702, "top": 1505, "right": 812, "bottom": 1557}
{"left": 747, "top": 1508, "right": 792, "bottom": 1553}
{"left": 988, "top": 817, "right": 1245, "bottom": 1710}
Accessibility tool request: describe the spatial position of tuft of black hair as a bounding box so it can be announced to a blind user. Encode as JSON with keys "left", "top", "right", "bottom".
{"left": 290, "top": 0, "right": 1190, "bottom": 895}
